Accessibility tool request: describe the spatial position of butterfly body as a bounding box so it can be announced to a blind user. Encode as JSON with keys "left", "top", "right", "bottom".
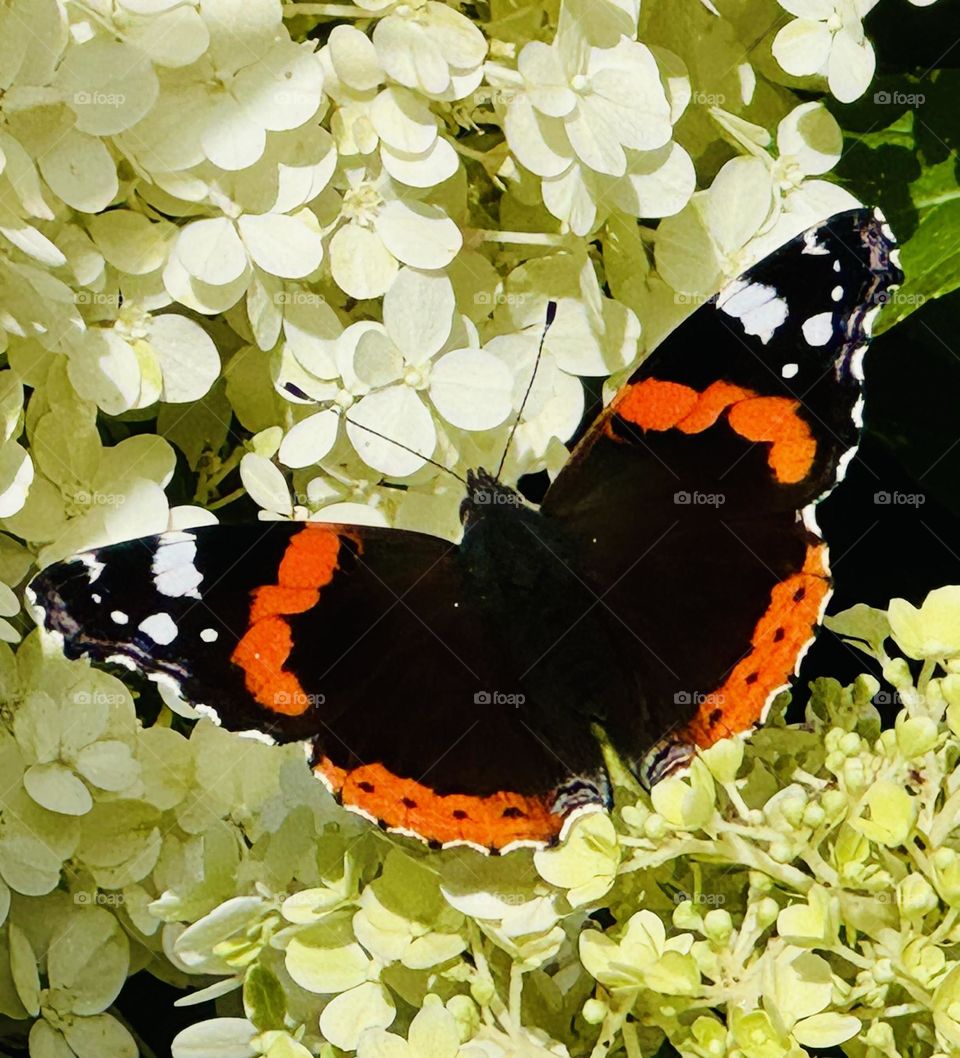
{"left": 28, "top": 208, "right": 903, "bottom": 852}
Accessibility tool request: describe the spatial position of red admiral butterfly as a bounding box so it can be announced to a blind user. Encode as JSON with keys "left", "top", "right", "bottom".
{"left": 28, "top": 208, "right": 901, "bottom": 853}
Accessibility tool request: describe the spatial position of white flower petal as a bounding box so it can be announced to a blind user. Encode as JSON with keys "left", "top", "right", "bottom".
{"left": 380, "top": 136, "right": 459, "bottom": 188}
{"left": 57, "top": 37, "right": 159, "bottom": 135}
{"left": 240, "top": 453, "right": 293, "bottom": 516}
{"left": 347, "top": 387, "right": 436, "bottom": 476}
{"left": 330, "top": 223, "right": 398, "bottom": 299}
{"left": 429, "top": 348, "right": 514, "bottom": 430}
{"left": 328, "top": 25, "right": 383, "bottom": 90}
{"left": 827, "top": 27, "right": 875, "bottom": 103}
{"left": 175, "top": 218, "right": 248, "bottom": 287}
{"left": 504, "top": 103, "right": 572, "bottom": 178}
{"left": 38, "top": 129, "right": 118, "bottom": 213}
{"left": 0, "top": 444, "right": 33, "bottom": 519}
{"left": 375, "top": 200, "right": 461, "bottom": 270}
{"left": 371, "top": 86, "right": 437, "bottom": 154}
{"left": 772, "top": 19, "right": 832, "bottom": 76}
{"left": 237, "top": 212, "right": 324, "bottom": 279}
{"left": 148, "top": 315, "right": 221, "bottom": 403}
{"left": 279, "top": 409, "right": 340, "bottom": 468}
{"left": 383, "top": 267, "right": 455, "bottom": 363}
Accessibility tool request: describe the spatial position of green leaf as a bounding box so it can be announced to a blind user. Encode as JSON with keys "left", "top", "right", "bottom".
{"left": 243, "top": 963, "right": 287, "bottom": 1031}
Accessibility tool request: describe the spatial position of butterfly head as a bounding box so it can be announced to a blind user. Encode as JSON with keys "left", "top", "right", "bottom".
{"left": 460, "top": 468, "right": 526, "bottom": 529}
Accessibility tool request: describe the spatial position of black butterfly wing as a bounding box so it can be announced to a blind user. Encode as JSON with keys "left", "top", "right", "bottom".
{"left": 28, "top": 521, "right": 607, "bottom": 851}
{"left": 541, "top": 207, "right": 902, "bottom": 781}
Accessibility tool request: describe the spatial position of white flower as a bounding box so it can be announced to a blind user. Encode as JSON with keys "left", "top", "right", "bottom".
{"left": 490, "top": 35, "right": 693, "bottom": 234}
{"left": 116, "top": 0, "right": 325, "bottom": 173}
{"left": 320, "top": 35, "right": 460, "bottom": 190}
{"left": 328, "top": 164, "right": 462, "bottom": 299}
{"left": 280, "top": 268, "right": 513, "bottom": 478}
{"left": 655, "top": 103, "right": 859, "bottom": 297}
{"left": 2, "top": 381, "right": 178, "bottom": 564}
{"left": 367, "top": 0, "right": 487, "bottom": 101}
{"left": 67, "top": 306, "right": 221, "bottom": 415}
{"left": 772, "top": 0, "right": 878, "bottom": 103}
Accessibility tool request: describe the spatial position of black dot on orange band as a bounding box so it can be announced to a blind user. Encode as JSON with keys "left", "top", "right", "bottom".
{"left": 452, "top": 809, "right": 469, "bottom": 820}
{"left": 773, "top": 627, "right": 786, "bottom": 642}
{"left": 402, "top": 797, "right": 417, "bottom": 809}
{"left": 745, "top": 672, "right": 759, "bottom": 685}
{"left": 358, "top": 781, "right": 375, "bottom": 793}
{"left": 709, "top": 708, "right": 723, "bottom": 725}
{"left": 793, "top": 587, "right": 806, "bottom": 602}
{"left": 502, "top": 806, "right": 526, "bottom": 819}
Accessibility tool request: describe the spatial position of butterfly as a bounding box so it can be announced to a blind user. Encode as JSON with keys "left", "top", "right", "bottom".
{"left": 27, "top": 207, "right": 902, "bottom": 854}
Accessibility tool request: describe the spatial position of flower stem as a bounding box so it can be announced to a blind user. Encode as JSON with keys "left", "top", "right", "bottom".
{"left": 469, "top": 228, "right": 572, "bottom": 247}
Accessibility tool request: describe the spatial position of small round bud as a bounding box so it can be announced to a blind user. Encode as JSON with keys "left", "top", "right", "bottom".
{"left": 582, "top": 998, "right": 608, "bottom": 1025}
{"left": 882, "top": 658, "right": 913, "bottom": 688}
{"left": 702, "top": 909, "right": 733, "bottom": 945}
{"left": 802, "top": 803, "right": 825, "bottom": 829}
{"left": 754, "top": 897, "right": 779, "bottom": 929}
{"left": 644, "top": 813, "right": 667, "bottom": 840}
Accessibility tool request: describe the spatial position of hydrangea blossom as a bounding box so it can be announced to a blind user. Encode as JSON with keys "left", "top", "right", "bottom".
{"left": 772, "top": 0, "right": 879, "bottom": 103}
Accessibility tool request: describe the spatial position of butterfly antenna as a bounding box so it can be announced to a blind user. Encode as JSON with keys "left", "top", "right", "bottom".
{"left": 494, "top": 300, "right": 557, "bottom": 482}
{"left": 281, "top": 385, "right": 467, "bottom": 485}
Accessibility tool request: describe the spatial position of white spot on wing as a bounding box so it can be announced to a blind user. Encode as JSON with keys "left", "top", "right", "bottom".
{"left": 801, "top": 312, "right": 834, "bottom": 346}
{"left": 152, "top": 533, "right": 202, "bottom": 600}
{"left": 77, "top": 553, "right": 105, "bottom": 584}
{"left": 802, "top": 229, "right": 829, "bottom": 255}
{"left": 138, "top": 612, "right": 178, "bottom": 645}
{"left": 716, "top": 280, "right": 789, "bottom": 344}
{"left": 200, "top": 627, "right": 218, "bottom": 643}
{"left": 91, "top": 593, "right": 101, "bottom": 604}
{"left": 111, "top": 610, "right": 128, "bottom": 625}
{"left": 831, "top": 285, "right": 843, "bottom": 302}
{"left": 833, "top": 259, "right": 842, "bottom": 273}
{"left": 781, "top": 362, "right": 799, "bottom": 379}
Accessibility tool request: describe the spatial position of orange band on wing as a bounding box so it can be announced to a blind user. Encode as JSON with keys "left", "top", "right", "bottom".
{"left": 613, "top": 379, "right": 816, "bottom": 484}
{"left": 315, "top": 757, "right": 563, "bottom": 849}
{"left": 231, "top": 526, "right": 343, "bottom": 715}
{"left": 682, "top": 543, "right": 830, "bottom": 747}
